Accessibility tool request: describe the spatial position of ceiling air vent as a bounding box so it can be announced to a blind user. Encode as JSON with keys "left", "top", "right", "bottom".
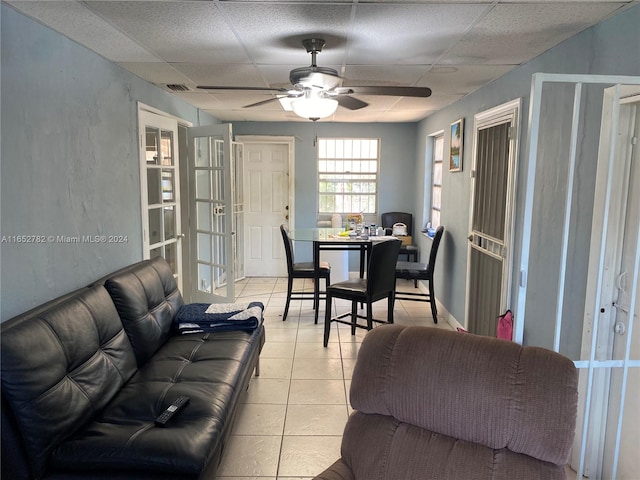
{"left": 165, "top": 84, "right": 190, "bottom": 92}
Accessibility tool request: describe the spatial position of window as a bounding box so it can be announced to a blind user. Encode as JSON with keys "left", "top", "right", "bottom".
{"left": 318, "top": 138, "right": 379, "bottom": 214}
{"left": 431, "top": 134, "right": 444, "bottom": 227}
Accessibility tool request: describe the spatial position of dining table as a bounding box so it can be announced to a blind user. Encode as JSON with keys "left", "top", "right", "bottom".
{"left": 289, "top": 227, "right": 398, "bottom": 283}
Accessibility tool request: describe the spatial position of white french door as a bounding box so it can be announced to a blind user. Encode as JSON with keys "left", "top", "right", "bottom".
{"left": 465, "top": 100, "right": 520, "bottom": 335}
{"left": 188, "top": 124, "right": 235, "bottom": 303}
{"left": 232, "top": 141, "right": 245, "bottom": 282}
{"left": 138, "top": 109, "right": 183, "bottom": 292}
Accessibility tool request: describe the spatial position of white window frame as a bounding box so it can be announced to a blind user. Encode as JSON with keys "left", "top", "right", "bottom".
{"left": 430, "top": 132, "right": 444, "bottom": 228}
{"left": 317, "top": 138, "right": 380, "bottom": 218}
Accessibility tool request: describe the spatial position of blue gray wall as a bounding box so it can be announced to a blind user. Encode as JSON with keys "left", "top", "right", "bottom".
{"left": 232, "top": 123, "right": 418, "bottom": 222}
{"left": 0, "top": 4, "right": 217, "bottom": 321}
{"left": 415, "top": 5, "right": 640, "bottom": 353}
{"left": 2, "top": 1, "right": 638, "bottom": 337}
{"left": 232, "top": 122, "right": 417, "bottom": 267}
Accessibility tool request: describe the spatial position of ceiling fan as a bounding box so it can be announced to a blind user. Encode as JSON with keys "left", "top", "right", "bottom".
{"left": 197, "top": 38, "right": 432, "bottom": 121}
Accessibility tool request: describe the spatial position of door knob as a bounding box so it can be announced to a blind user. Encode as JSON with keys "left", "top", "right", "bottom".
{"left": 468, "top": 235, "right": 473, "bottom": 242}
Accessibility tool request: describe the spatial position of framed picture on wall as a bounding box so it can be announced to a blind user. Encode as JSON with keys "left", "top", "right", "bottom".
{"left": 449, "top": 118, "right": 464, "bottom": 172}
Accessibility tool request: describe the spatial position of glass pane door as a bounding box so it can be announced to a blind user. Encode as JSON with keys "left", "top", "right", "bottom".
{"left": 233, "top": 141, "right": 245, "bottom": 281}
{"left": 139, "top": 110, "right": 182, "bottom": 291}
{"left": 188, "top": 124, "right": 234, "bottom": 303}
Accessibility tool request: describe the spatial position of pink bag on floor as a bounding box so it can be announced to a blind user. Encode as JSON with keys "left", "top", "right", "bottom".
{"left": 496, "top": 310, "right": 513, "bottom": 341}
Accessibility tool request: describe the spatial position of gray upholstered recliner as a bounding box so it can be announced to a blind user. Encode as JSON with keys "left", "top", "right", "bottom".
{"left": 314, "top": 325, "right": 578, "bottom": 480}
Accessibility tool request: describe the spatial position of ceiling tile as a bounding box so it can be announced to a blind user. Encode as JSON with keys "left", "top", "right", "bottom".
{"left": 7, "top": 0, "right": 630, "bottom": 123}
{"left": 84, "top": 1, "right": 250, "bottom": 64}
{"left": 393, "top": 94, "right": 465, "bottom": 111}
{"left": 347, "top": 4, "right": 489, "bottom": 64}
{"left": 417, "top": 65, "right": 515, "bottom": 95}
{"left": 220, "top": 3, "right": 353, "bottom": 65}
{"left": 118, "top": 62, "right": 193, "bottom": 85}
{"left": 6, "top": 1, "right": 160, "bottom": 62}
{"left": 171, "top": 63, "right": 267, "bottom": 88}
{"left": 444, "top": 3, "right": 625, "bottom": 64}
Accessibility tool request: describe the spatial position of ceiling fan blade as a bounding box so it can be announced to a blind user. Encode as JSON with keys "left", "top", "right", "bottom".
{"left": 335, "top": 95, "right": 368, "bottom": 110}
{"left": 197, "top": 85, "right": 288, "bottom": 92}
{"left": 338, "top": 86, "right": 432, "bottom": 97}
{"left": 243, "top": 97, "right": 282, "bottom": 108}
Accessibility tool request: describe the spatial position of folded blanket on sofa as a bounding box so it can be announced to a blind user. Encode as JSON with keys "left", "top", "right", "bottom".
{"left": 175, "top": 301, "right": 264, "bottom": 334}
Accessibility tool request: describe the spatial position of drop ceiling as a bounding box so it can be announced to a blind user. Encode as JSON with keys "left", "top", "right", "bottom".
{"left": 5, "top": 0, "right": 635, "bottom": 122}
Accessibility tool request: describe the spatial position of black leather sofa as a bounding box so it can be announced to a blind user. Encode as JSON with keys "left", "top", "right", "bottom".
{"left": 1, "top": 257, "right": 265, "bottom": 480}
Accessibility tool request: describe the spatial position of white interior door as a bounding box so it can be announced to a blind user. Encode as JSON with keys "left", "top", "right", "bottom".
{"left": 465, "top": 100, "right": 520, "bottom": 335}
{"left": 241, "top": 139, "right": 292, "bottom": 277}
{"left": 138, "top": 109, "right": 183, "bottom": 292}
{"left": 188, "top": 124, "right": 235, "bottom": 303}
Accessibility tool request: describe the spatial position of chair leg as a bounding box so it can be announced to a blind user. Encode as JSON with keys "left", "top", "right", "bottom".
{"left": 387, "top": 294, "right": 395, "bottom": 324}
{"left": 366, "top": 302, "right": 373, "bottom": 330}
{"left": 351, "top": 301, "right": 358, "bottom": 335}
{"left": 429, "top": 277, "right": 438, "bottom": 324}
{"left": 283, "top": 277, "right": 293, "bottom": 321}
{"left": 314, "top": 273, "right": 330, "bottom": 325}
{"left": 312, "top": 276, "right": 318, "bottom": 311}
{"left": 323, "top": 293, "right": 333, "bottom": 347}
{"left": 314, "top": 276, "right": 320, "bottom": 324}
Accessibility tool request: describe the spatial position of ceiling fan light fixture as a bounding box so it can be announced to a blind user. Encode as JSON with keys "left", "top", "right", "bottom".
{"left": 291, "top": 96, "right": 338, "bottom": 120}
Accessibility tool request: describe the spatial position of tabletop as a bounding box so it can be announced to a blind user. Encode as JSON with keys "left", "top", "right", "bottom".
{"left": 290, "top": 228, "right": 397, "bottom": 243}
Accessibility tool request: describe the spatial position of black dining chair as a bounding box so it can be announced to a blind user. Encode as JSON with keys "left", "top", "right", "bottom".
{"left": 323, "top": 239, "right": 401, "bottom": 347}
{"left": 280, "top": 224, "right": 331, "bottom": 323}
{"left": 394, "top": 225, "right": 444, "bottom": 323}
{"left": 381, "top": 211, "right": 419, "bottom": 263}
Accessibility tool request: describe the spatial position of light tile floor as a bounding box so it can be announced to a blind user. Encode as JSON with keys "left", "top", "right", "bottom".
{"left": 216, "top": 277, "right": 453, "bottom": 480}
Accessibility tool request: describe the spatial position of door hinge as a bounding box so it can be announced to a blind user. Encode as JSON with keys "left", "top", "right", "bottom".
{"left": 632, "top": 136, "right": 638, "bottom": 145}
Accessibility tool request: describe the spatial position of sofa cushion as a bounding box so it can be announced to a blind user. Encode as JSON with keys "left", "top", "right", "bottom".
{"left": 51, "top": 326, "right": 265, "bottom": 476}
{"left": 349, "top": 325, "right": 578, "bottom": 466}
{"left": 104, "top": 257, "right": 184, "bottom": 366}
{"left": 0, "top": 285, "right": 137, "bottom": 479}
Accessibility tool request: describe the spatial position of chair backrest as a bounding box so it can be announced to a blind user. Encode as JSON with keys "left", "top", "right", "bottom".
{"left": 367, "top": 239, "right": 401, "bottom": 298}
{"left": 344, "top": 325, "right": 578, "bottom": 478}
{"left": 381, "top": 212, "right": 413, "bottom": 235}
{"left": 280, "top": 224, "right": 295, "bottom": 274}
{"left": 427, "top": 225, "right": 444, "bottom": 274}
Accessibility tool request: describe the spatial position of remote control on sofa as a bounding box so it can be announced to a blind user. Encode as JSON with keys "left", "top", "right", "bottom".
{"left": 155, "top": 396, "right": 190, "bottom": 427}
